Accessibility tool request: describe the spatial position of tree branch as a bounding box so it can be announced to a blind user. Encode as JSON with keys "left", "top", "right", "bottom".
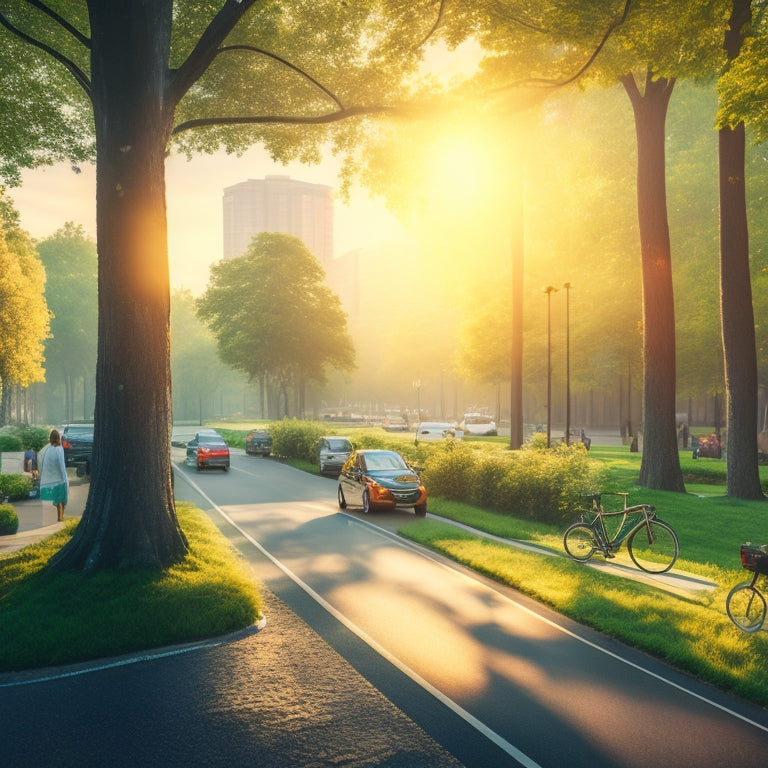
{"left": 492, "top": 0, "right": 633, "bottom": 93}
{"left": 168, "top": 0, "right": 261, "bottom": 107}
{"left": 0, "top": 9, "right": 90, "bottom": 97}
{"left": 171, "top": 104, "right": 395, "bottom": 136}
{"left": 215, "top": 45, "right": 345, "bottom": 110}
{"left": 21, "top": 0, "right": 90, "bottom": 47}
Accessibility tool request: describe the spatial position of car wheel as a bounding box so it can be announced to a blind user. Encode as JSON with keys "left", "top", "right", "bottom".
{"left": 363, "top": 489, "right": 371, "bottom": 514}
{"left": 223, "top": 466, "right": 229, "bottom": 472}
{"left": 414, "top": 502, "right": 427, "bottom": 517}
{"left": 337, "top": 486, "right": 347, "bottom": 509}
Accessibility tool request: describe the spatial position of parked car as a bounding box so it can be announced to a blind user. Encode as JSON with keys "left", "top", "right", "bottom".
{"left": 316, "top": 436, "right": 353, "bottom": 475}
{"left": 415, "top": 421, "right": 458, "bottom": 442}
{"left": 61, "top": 424, "right": 94, "bottom": 477}
{"left": 460, "top": 413, "right": 497, "bottom": 436}
{"left": 186, "top": 429, "right": 230, "bottom": 471}
{"left": 245, "top": 429, "right": 272, "bottom": 457}
{"left": 337, "top": 449, "right": 427, "bottom": 516}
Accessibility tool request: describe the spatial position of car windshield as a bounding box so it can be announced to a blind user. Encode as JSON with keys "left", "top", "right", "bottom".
{"left": 197, "top": 433, "right": 223, "bottom": 443}
{"left": 65, "top": 427, "right": 93, "bottom": 437}
{"left": 327, "top": 439, "right": 351, "bottom": 451}
{"left": 364, "top": 452, "right": 407, "bottom": 471}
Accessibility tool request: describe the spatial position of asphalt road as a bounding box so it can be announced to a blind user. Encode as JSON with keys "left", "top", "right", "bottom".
{"left": 171, "top": 450, "right": 768, "bottom": 767}
{"left": 3, "top": 447, "right": 768, "bottom": 767}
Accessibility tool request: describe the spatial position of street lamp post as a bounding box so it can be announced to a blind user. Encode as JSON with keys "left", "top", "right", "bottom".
{"left": 563, "top": 282, "right": 571, "bottom": 445}
{"left": 413, "top": 379, "right": 421, "bottom": 426}
{"left": 542, "top": 285, "right": 557, "bottom": 447}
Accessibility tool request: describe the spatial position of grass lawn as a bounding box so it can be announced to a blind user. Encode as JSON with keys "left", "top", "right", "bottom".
{"left": 0, "top": 502, "right": 262, "bottom": 673}
{"left": 398, "top": 445, "right": 768, "bottom": 708}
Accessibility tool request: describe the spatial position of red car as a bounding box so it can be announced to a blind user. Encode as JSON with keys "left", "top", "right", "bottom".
{"left": 185, "top": 429, "right": 230, "bottom": 471}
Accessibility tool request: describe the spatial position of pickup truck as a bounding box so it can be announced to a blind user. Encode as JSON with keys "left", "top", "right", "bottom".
{"left": 61, "top": 424, "right": 94, "bottom": 476}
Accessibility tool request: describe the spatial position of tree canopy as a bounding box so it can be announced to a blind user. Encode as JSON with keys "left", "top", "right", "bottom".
{"left": 197, "top": 233, "right": 355, "bottom": 418}
{"left": 0, "top": 193, "right": 49, "bottom": 423}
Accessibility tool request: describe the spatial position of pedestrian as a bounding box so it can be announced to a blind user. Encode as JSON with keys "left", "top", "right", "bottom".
{"left": 23, "top": 446, "right": 37, "bottom": 475}
{"left": 38, "top": 428, "right": 68, "bottom": 522}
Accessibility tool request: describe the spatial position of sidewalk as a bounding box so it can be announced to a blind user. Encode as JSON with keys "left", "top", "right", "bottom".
{"left": 0, "top": 470, "right": 87, "bottom": 556}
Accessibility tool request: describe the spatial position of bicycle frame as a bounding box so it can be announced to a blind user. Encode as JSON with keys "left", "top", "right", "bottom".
{"left": 583, "top": 495, "right": 657, "bottom": 556}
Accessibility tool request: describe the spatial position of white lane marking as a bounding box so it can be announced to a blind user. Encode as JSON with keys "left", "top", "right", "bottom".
{"left": 176, "top": 467, "right": 541, "bottom": 767}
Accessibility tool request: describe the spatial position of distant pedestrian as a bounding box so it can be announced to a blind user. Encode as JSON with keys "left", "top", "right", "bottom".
{"left": 38, "top": 429, "right": 68, "bottom": 521}
{"left": 23, "top": 447, "right": 37, "bottom": 474}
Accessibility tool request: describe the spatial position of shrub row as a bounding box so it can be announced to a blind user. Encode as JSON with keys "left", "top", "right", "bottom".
{"left": 0, "top": 474, "right": 33, "bottom": 501}
{"left": 259, "top": 421, "right": 604, "bottom": 525}
{"left": 0, "top": 425, "right": 49, "bottom": 452}
{"left": 419, "top": 435, "right": 606, "bottom": 525}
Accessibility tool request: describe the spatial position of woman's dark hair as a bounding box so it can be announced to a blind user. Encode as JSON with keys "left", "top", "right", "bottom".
{"left": 49, "top": 429, "right": 61, "bottom": 446}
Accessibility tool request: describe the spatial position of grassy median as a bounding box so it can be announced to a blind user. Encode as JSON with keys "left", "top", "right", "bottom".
{"left": 0, "top": 502, "right": 262, "bottom": 673}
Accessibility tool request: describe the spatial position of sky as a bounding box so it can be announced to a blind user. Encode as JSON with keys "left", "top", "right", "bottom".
{"left": 10, "top": 146, "right": 406, "bottom": 296}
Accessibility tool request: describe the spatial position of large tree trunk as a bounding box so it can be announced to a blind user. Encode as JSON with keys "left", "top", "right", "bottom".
{"left": 621, "top": 72, "right": 685, "bottom": 493}
{"left": 50, "top": 1, "right": 188, "bottom": 572}
{"left": 719, "top": 0, "right": 764, "bottom": 500}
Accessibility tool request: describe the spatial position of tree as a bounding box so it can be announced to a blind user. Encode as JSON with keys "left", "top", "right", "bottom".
{"left": 170, "top": 289, "right": 241, "bottom": 423}
{"left": 0, "top": 193, "right": 49, "bottom": 424}
{"left": 716, "top": 0, "right": 764, "bottom": 498}
{"left": 36, "top": 223, "right": 98, "bottom": 424}
{"left": 0, "top": 1, "right": 441, "bottom": 572}
{"left": 197, "top": 233, "right": 355, "bottom": 418}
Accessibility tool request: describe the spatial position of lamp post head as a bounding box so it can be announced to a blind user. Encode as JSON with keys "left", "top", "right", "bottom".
{"left": 542, "top": 285, "right": 557, "bottom": 295}
{"left": 563, "top": 282, "right": 571, "bottom": 290}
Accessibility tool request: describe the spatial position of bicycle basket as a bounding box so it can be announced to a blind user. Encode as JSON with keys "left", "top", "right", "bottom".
{"left": 740, "top": 544, "right": 768, "bottom": 574}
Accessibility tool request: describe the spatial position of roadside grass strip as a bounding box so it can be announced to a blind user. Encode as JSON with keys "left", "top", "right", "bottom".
{"left": 399, "top": 518, "right": 768, "bottom": 709}
{"left": 0, "top": 503, "right": 262, "bottom": 673}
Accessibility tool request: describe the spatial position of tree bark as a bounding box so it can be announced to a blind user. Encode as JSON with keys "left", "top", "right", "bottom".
{"left": 719, "top": 0, "right": 764, "bottom": 499}
{"left": 621, "top": 72, "right": 685, "bottom": 492}
{"left": 50, "top": 1, "right": 187, "bottom": 572}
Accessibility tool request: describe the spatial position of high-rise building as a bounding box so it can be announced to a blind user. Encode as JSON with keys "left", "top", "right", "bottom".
{"left": 222, "top": 175, "right": 334, "bottom": 267}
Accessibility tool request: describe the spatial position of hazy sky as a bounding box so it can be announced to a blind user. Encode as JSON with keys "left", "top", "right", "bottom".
{"left": 11, "top": 145, "right": 405, "bottom": 296}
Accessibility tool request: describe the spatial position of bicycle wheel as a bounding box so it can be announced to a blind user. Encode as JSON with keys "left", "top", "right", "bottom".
{"left": 563, "top": 523, "right": 598, "bottom": 562}
{"left": 726, "top": 582, "right": 767, "bottom": 632}
{"left": 627, "top": 519, "right": 679, "bottom": 573}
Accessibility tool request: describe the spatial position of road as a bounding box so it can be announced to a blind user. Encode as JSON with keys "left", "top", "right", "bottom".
{"left": 171, "top": 449, "right": 768, "bottom": 768}
{"left": 3, "top": 446, "right": 768, "bottom": 767}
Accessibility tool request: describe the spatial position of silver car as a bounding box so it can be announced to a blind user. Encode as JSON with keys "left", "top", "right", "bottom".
{"left": 317, "top": 436, "right": 353, "bottom": 475}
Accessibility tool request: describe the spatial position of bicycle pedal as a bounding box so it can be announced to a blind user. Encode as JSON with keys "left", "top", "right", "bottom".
{"left": 604, "top": 551, "right": 616, "bottom": 559}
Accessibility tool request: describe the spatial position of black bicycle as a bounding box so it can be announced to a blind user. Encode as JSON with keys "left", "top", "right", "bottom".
{"left": 726, "top": 544, "right": 768, "bottom": 632}
{"left": 563, "top": 492, "right": 679, "bottom": 574}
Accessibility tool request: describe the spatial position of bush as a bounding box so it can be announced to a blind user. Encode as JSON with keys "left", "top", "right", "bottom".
{"left": 0, "top": 474, "right": 33, "bottom": 501}
{"left": 0, "top": 503, "right": 19, "bottom": 535}
{"left": 421, "top": 436, "right": 606, "bottom": 525}
{"left": 269, "top": 419, "right": 325, "bottom": 461}
{"left": 0, "top": 435, "right": 23, "bottom": 452}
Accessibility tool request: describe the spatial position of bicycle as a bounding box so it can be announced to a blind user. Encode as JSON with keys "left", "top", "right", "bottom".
{"left": 563, "top": 492, "right": 679, "bottom": 574}
{"left": 726, "top": 544, "right": 768, "bottom": 632}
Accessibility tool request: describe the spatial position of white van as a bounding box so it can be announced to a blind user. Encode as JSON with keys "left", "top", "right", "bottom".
{"left": 415, "top": 422, "right": 461, "bottom": 441}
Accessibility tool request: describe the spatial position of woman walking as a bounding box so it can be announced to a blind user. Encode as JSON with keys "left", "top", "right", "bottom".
{"left": 39, "top": 428, "right": 69, "bottom": 522}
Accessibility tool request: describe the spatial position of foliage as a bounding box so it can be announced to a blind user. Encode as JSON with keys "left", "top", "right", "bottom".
{"left": 36, "top": 223, "right": 97, "bottom": 378}
{"left": 0, "top": 504, "right": 262, "bottom": 672}
{"left": 421, "top": 436, "right": 606, "bottom": 525}
{"left": 0, "top": 503, "right": 18, "bottom": 535}
{"left": 0, "top": 474, "right": 33, "bottom": 501}
{"left": 0, "top": 196, "right": 50, "bottom": 419}
{"left": 197, "top": 233, "right": 355, "bottom": 415}
{"left": 4, "top": 424, "right": 49, "bottom": 452}
{"left": 268, "top": 419, "right": 327, "bottom": 462}
{"left": 0, "top": 14, "right": 93, "bottom": 186}
{"left": 0, "top": 434, "right": 23, "bottom": 451}
{"left": 171, "top": 289, "right": 244, "bottom": 422}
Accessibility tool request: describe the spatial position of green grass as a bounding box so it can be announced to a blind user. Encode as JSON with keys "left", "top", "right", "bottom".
{"left": 0, "top": 502, "right": 262, "bottom": 673}
{"left": 397, "top": 448, "right": 768, "bottom": 708}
